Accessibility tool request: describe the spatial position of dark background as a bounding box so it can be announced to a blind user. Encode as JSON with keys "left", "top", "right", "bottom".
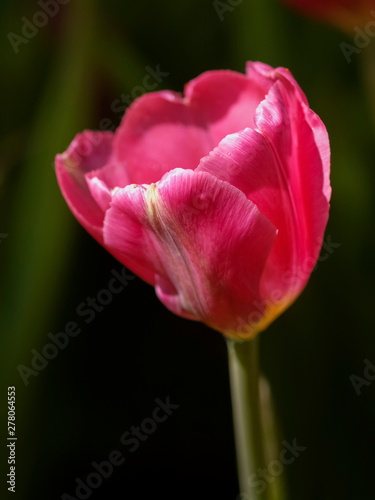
{"left": 1, "top": 0, "right": 375, "bottom": 499}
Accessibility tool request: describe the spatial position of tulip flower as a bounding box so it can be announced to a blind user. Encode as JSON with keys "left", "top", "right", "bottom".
{"left": 56, "top": 62, "right": 330, "bottom": 500}
{"left": 55, "top": 62, "right": 330, "bottom": 340}
{"left": 281, "top": 0, "right": 375, "bottom": 32}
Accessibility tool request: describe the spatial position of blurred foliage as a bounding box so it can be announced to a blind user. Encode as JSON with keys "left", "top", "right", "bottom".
{"left": 0, "top": 0, "right": 374, "bottom": 499}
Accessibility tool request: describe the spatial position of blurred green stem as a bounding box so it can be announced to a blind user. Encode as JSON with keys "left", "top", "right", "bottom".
{"left": 227, "top": 338, "right": 286, "bottom": 500}
{"left": 228, "top": 338, "right": 267, "bottom": 500}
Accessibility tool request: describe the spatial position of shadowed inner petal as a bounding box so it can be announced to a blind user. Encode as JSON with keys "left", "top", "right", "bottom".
{"left": 112, "top": 71, "right": 271, "bottom": 185}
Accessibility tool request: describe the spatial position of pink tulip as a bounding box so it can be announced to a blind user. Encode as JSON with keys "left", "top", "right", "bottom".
{"left": 55, "top": 62, "right": 331, "bottom": 339}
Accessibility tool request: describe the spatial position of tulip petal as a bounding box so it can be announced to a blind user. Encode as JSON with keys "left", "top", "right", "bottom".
{"left": 85, "top": 176, "right": 112, "bottom": 213}
{"left": 55, "top": 131, "right": 115, "bottom": 243}
{"left": 254, "top": 80, "right": 331, "bottom": 295}
{"left": 103, "top": 169, "right": 277, "bottom": 334}
{"left": 113, "top": 91, "right": 213, "bottom": 185}
{"left": 248, "top": 62, "right": 331, "bottom": 201}
{"left": 185, "top": 69, "right": 269, "bottom": 145}
{"left": 246, "top": 62, "right": 308, "bottom": 105}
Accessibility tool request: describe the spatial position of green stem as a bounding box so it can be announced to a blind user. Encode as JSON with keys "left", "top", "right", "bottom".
{"left": 227, "top": 337, "right": 267, "bottom": 500}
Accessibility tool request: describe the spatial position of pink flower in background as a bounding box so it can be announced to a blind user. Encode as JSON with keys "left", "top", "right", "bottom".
{"left": 281, "top": 0, "right": 375, "bottom": 31}
{"left": 55, "top": 62, "right": 330, "bottom": 339}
